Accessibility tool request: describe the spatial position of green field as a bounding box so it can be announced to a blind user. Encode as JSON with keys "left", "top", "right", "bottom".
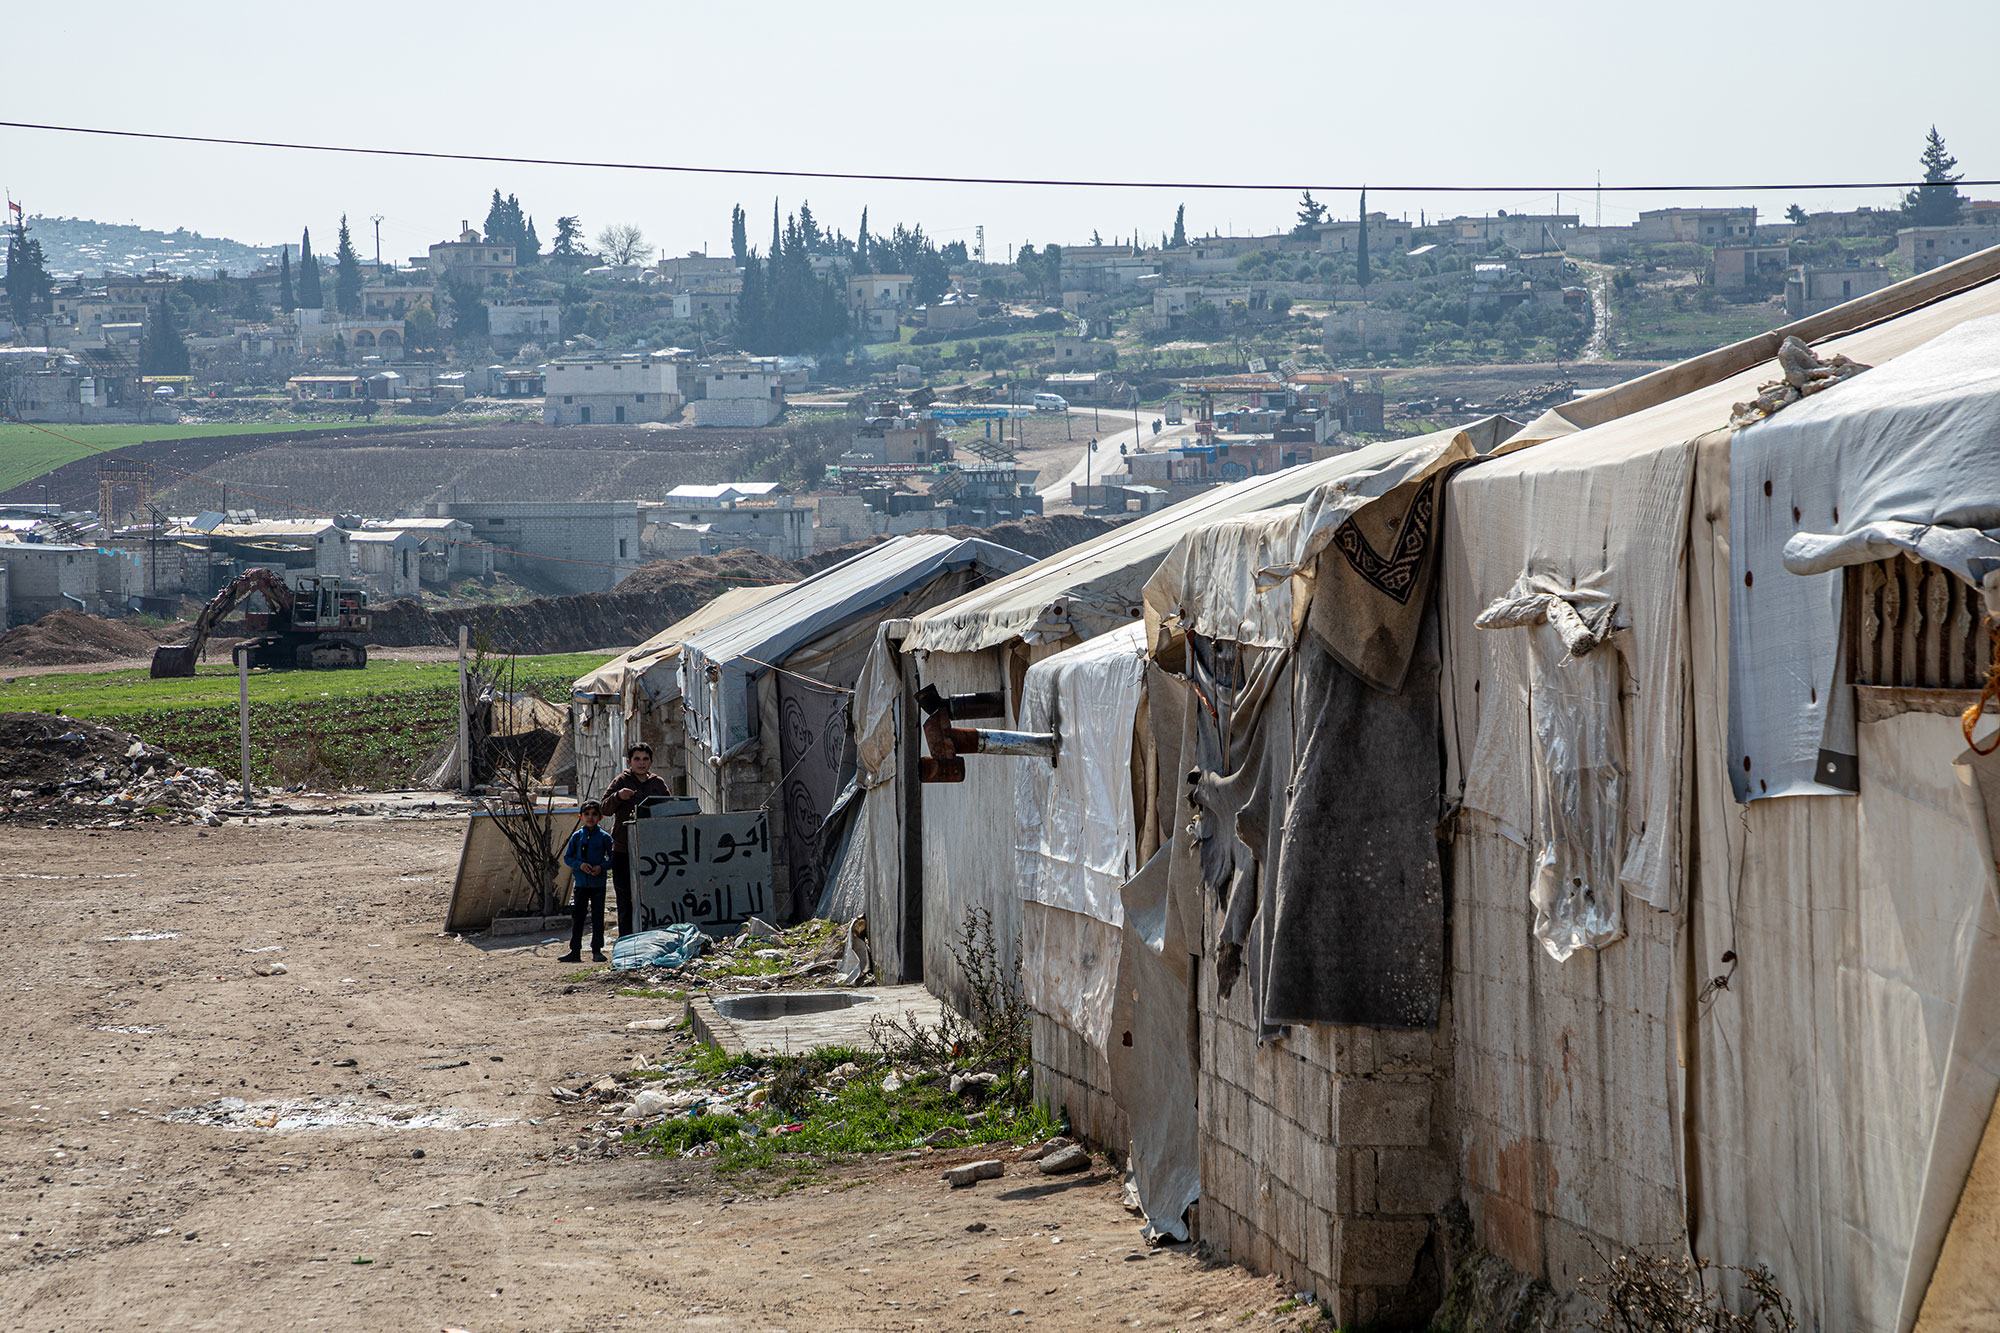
{"left": 0, "top": 651, "right": 614, "bottom": 787}
{"left": 0, "top": 421, "right": 400, "bottom": 494}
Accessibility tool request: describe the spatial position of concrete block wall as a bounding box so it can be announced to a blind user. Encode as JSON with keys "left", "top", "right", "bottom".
{"left": 1448, "top": 821, "right": 1684, "bottom": 1291}
{"left": 1196, "top": 907, "right": 1453, "bottom": 1325}
{"left": 1030, "top": 1010, "right": 1130, "bottom": 1152}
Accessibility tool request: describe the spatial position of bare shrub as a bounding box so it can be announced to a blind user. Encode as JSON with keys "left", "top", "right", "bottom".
{"left": 1583, "top": 1250, "right": 1796, "bottom": 1333}
{"left": 871, "top": 906, "right": 1029, "bottom": 1080}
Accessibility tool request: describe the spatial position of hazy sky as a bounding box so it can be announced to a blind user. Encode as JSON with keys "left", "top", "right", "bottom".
{"left": 6, "top": 0, "right": 1996, "bottom": 262}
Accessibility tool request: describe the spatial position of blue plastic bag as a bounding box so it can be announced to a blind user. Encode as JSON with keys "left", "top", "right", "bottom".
{"left": 610, "top": 924, "right": 707, "bottom": 971}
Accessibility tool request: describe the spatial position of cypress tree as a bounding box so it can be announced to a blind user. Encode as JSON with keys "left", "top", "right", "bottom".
{"left": 279, "top": 248, "right": 296, "bottom": 312}
{"left": 297, "top": 228, "right": 323, "bottom": 308}
{"left": 334, "top": 214, "right": 363, "bottom": 315}
{"left": 1170, "top": 204, "right": 1187, "bottom": 248}
{"left": 143, "top": 299, "right": 190, "bottom": 375}
{"left": 520, "top": 214, "right": 540, "bottom": 264}
{"left": 1356, "top": 189, "right": 1371, "bottom": 288}
{"left": 730, "top": 206, "right": 748, "bottom": 266}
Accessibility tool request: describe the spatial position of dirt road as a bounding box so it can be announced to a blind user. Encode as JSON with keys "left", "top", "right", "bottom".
{"left": 0, "top": 818, "right": 1311, "bottom": 1330}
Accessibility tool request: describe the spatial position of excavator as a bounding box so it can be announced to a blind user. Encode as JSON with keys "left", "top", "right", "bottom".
{"left": 150, "top": 568, "right": 371, "bottom": 677}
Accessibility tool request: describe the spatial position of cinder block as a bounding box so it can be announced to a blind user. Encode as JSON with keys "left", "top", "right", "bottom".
{"left": 1375, "top": 1027, "right": 1435, "bottom": 1075}
{"left": 1332, "top": 1029, "right": 1377, "bottom": 1077}
{"left": 1297, "top": 1058, "right": 1333, "bottom": 1139}
{"left": 1333, "top": 1217, "right": 1430, "bottom": 1288}
{"left": 1375, "top": 1146, "right": 1454, "bottom": 1215}
{"left": 1334, "top": 1078, "right": 1434, "bottom": 1148}
{"left": 1307, "top": 1135, "right": 1346, "bottom": 1213}
{"left": 1347, "top": 1146, "right": 1377, "bottom": 1212}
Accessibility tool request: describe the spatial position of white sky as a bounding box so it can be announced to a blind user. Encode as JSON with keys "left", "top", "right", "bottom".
{"left": 5, "top": 0, "right": 1996, "bottom": 261}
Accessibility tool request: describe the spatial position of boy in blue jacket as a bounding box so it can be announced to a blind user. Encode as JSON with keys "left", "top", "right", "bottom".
{"left": 559, "top": 801, "right": 617, "bottom": 963}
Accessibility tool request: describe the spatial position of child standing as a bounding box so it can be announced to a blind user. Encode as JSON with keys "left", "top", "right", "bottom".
{"left": 559, "top": 801, "right": 617, "bottom": 963}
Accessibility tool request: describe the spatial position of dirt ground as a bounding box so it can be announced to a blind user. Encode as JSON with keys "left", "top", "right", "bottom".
{"left": 0, "top": 818, "right": 1316, "bottom": 1331}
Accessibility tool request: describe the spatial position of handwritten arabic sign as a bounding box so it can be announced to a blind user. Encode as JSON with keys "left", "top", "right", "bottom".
{"left": 629, "top": 811, "right": 773, "bottom": 933}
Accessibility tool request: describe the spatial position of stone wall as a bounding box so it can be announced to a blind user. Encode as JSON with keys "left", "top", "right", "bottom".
{"left": 1030, "top": 1009, "right": 1129, "bottom": 1153}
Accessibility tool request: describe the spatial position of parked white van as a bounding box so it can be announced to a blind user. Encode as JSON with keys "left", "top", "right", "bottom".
{"left": 1033, "top": 392, "right": 1068, "bottom": 412}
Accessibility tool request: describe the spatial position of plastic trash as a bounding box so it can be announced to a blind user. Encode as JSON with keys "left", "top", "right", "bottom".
{"left": 610, "top": 925, "right": 707, "bottom": 971}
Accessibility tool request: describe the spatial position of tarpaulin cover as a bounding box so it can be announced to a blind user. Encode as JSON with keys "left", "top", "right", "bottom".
{"left": 904, "top": 420, "right": 1512, "bottom": 658}
{"left": 1108, "top": 847, "right": 1200, "bottom": 1241}
{"left": 1015, "top": 623, "right": 1149, "bottom": 926}
{"left": 1731, "top": 315, "right": 2000, "bottom": 802}
{"left": 1140, "top": 419, "right": 1514, "bottom": 675}
{"left": 610, "top": 924, "right": 706, "bottom": 971}
{"left": 1442, "top": 408, "right": 1696, "bottom": 928}
{"left": 572, "top": 582, "right": 796, "bottom": 704}
{"left": 679, "top": 535, "right": 1030, "bottom": 754}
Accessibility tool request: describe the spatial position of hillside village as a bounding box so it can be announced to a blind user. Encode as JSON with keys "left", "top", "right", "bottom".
{"left": 10, "top": 83, "right": 2000, "bottom": 1333}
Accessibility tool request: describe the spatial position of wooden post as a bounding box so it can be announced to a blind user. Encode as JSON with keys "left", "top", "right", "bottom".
{"left": 236, "top": 647, "right": 253, "bottom": 805}
{"left": 456, "top": 624, "right": 473, "bottom": 794}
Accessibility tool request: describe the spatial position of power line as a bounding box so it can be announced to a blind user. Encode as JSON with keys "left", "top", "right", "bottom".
{"left": 3, "top": 120, "right": 1995, "bottom": 196}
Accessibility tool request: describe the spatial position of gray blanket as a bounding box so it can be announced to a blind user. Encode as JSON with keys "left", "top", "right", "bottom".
{"left": 1262, "top": 613, "right": 1445, "bottom": 1028}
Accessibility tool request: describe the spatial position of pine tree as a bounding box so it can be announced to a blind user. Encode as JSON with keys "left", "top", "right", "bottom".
{"left": 1785, "top": 204, "right": 1809, "bottom": 225}
{"left": 297, "top": 227, "right": 323, "bottom": 308}
{"left": 5, "top": 213, "right": 53, "bottom": 326}
{"left": 1170, "top": 204, "right": 1187, "bottom": 249}
{"left": 1356, "top": 189, "right": 1371, "bottom": 289}
{"left": 521, "top": 215, "right": 540, "bottom": 264}
{"left": 142, "top": 298, "right": 190, "bottom": 375}
{"left": 484, "top": 190, "right": 511, "bottom": 246}
{"left": 1091, "top": 229, "right": 1104, "bottom": 246}
{"left": 334, "top": 214, "right": 363, "bottom": 315}
{"left": 1904, "top": 126, "right": 1967, "bottom": 226}
{"left": 798, "top": 201, "right": 821, "bottom": 253}
{"left": 1294, "top": 192, "right": 1328, "bottom": 234}
{"left": 551, "top": 216, "right": 583, "bottom": 262}
{"left": 278, "top": 248, "right": 296, "bottom": 312}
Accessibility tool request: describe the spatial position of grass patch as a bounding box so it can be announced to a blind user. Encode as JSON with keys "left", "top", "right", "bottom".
{"left": 0, "top": 651, "right": 613, "bottom": 787}
{"left": 625, "top": 1049, "right": 1059, "bottom": 1176}
{"left": 706, "top": 953, "right": 789, "bottom": 978}
{"left": 0, "top": 421, "right": 406, "bottom": 493}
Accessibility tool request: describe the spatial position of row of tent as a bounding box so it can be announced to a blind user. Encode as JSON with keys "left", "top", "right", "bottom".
{"left": 570, "top": 245, "right": 2000, "bottom": 1328}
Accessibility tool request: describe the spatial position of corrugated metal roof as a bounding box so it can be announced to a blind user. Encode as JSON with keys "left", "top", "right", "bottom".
{"left": 680, "top": 534, "right": 1033, "bottom": 753}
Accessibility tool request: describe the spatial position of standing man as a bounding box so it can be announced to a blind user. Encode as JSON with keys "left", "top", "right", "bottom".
{"left": 600, "top": 742, "right": 670, "bottom": 937}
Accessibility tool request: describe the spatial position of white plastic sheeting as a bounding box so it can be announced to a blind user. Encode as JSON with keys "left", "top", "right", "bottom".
{"left": 1473, "top": 573, "right": 1628, "bottom": 959}
{"left": 1013, "top": 624, "right": 1148, "bottom": 1050}
{"left": 1732, "top": 315, "right": 2000, "bottom": 803}
{"left": 1014, "top": 623, "right": 1148, "bottom": 926}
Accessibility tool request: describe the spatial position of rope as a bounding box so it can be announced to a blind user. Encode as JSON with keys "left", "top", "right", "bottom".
{"left": 1962, "top": 619, "right": 2000, "bottom": 754}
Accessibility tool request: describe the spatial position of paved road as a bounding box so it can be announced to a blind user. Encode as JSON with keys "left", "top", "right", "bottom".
{"left": 1037, "top": 415, "right": 1194, "bottom": 502}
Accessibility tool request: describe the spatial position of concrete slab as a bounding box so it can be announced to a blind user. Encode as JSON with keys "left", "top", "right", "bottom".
{"left": 688, "top": 985, "right": 949, "bottom": 1056}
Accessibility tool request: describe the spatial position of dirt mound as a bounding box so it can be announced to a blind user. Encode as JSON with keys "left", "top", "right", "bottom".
{"left": 620, "top": 550, "right": 801, "bottom": 596}
{"left": 0, "top": 609, "right": 169, "bottom": 667}
{"left": 0, "top": 712, "right": 237, "bottom": 825}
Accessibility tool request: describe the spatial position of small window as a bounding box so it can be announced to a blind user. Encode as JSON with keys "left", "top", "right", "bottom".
{"left": 635, "top": 394, "right": 645, "bottom": 402}
{"left": 488, "top": 518, "right": 505, "bottom": 527}
{"left": 618, "top": 538, "right": 629, "bottom": 559}
{"left": 564, "top": 395, "right": 573, "bottom": 404}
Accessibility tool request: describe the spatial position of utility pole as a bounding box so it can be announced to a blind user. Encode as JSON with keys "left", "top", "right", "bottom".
{"left": 370, "top": 215, "right": 384, "bottom": 267}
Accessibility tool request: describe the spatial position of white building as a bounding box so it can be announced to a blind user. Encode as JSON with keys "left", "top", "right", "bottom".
{"left": 0, "top": 543, "right": 102, "bottom": 625}
{"left": 543, "top": 350, "right": 688, "bottom": 426}
{"left": 432, "top": 501, "right": 640, "bottom": 593}
{"left": 486, "top": 302, "right": 562, "bottom": 342}
{"left": 688, "top": 356, "right": 785, "bottom": 427}
{"left": 364, "top": 517, "right": 493, "bottom": 584}
{"left": 848, "top": 273, "right": 914, "bottom": 339}
{"left": 348, "top": 528, "right": 422, "bottom": 599}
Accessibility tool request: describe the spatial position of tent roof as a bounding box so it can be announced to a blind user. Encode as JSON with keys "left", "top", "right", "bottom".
{"left": 681, "top": 533, "right": 1033, "bottom": 752}
{"left": 903, "top": 416, "right": 1521, "bottom": 656}
{"left": 571, "top": 580, "right": 796, "bottom": 702}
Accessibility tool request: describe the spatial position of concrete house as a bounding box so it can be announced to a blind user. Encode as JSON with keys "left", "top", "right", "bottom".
{"left": 423, "top": 223, "right": 516, "bottom": 284}
{"left": 485, "top": 301, "right": 562, "bottom": 343}
{"left": 1711, "top": 242, "right": 1793, "bottom": 291}
{"left": 543, "top": 350, "right": 687, "bottom": 426}
{"left": 0, "top": 543, "right": 102, "bottom": 624}
{"left": 848, "top": 274, "right": 914, "bottom": 339}
{"left": 687, "top": 356, "right": 784, "bottom": 427}
{"left": 363, "top": 516, "right": 492, "bottom": 584}
{"left": 1784, "top": 263, "right": 1895, "bottom": 317}
{"left": 347, "top": 527, "right": 421, "bottom": 599}
{"left": 1635, "top": 206, "right": 1757, "bottom": 243}
{"left": 431, "top": 501, "right": 639, "bottom": 594}
{"left": 1897, "top": 225, "right": 2000, "bottom": 274}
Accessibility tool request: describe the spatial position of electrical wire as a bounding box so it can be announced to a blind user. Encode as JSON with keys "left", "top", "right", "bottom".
{"left": 4, "top": 120, "right": 1997, "bottom": 195}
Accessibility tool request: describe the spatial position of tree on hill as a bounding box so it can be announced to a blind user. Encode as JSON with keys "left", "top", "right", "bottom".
{"left": 1294, "top": 191, "right": 1328, "bottom": 235}
{"left": 856, "top": 208, "right": 872, "bottom": 274}
{"left": 141, "top": 298, "right": 190, "bottom": 375}
{"left": 234, "top": 276, "right": 267, "bottom": 320}
{"left": 296, "top": 227, "right": 323, "bottom": 308}
{"left": 1904, "top": 126, "right": 1968, "bottom": 227}
{"left": 441, "top": 275, "right": 489, "bottom": 347}
{"left": 482, "top": 190, "right": 538, "bottom": 262}
{"left": 5, "top": 211, "right": 54, "bottom": 325}
{"left": 278, "top": 248, "right": 296, "bottom": 312}
{"left": 520, "top": 215, "right": 540, "bottom": 265}
{"left": 1356, "top": 189, "right": 1371, "bottom": 289}
{"left": 550, "top": 216, "right": 584, "bottom": 263}
{"left": 1785, "top": 204, "right": 1809, "bottom": 225}
{"left": 596, "top": 223, "right": 649, "bottom": 265}
{"left": 730, "top": 205, "right": 748, "bottom": 266}
{"left": 333, "top": 214, "right": 363, "bottom": 315}
{"left": 1170, "top": 204, "right": 1187, "bottom": 248}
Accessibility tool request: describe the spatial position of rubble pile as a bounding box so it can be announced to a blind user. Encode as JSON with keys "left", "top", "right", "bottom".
{"left": 0, "top": 712, "right": 239, "bottom": 827}
{"left": 0, "top": 610, "right": 175, "bottom": 668}
{"left": 1490, "top": 378, "right": 1580, "bottom": 415}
